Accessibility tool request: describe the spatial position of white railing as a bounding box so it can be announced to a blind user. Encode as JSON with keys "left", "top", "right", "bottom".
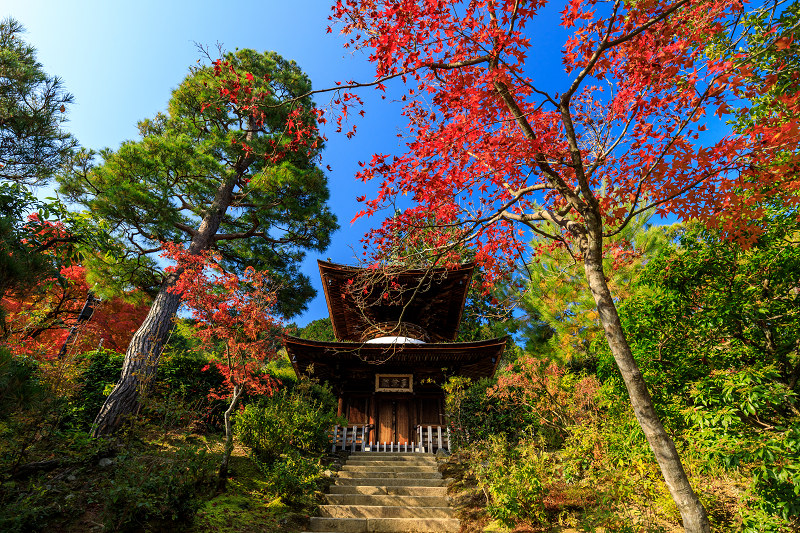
{"left": 330, "top": 424, "right": 449, "bottom": 453}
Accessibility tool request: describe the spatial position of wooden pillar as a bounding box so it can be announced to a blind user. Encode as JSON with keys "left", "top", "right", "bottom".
{"left": 369, "top": 393, "right": 377, "bottom": 444}
{"left": 337, "top": 395, "right": 344, "bottom": 418}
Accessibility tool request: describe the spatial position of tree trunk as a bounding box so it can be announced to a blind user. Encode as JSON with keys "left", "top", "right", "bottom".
{"left": 92, "top": 167, "right": 248, "bottom": 437}
{"left": 90, "top": 280, "right": 183, "bottom": 436}
{"left": 581, "top": 231, "right": 710, "bottom": 533}
{"left": 218, "top": 383, "right": 244, "bottom": 480}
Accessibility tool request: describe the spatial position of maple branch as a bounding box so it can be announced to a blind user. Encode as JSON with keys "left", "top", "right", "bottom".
{"left": 585, "top": 107, "right": 639, "bottom": 180}
{"left": 493, "top": 80, "right": 582, "bottom": 209}
{"left": 505, "top": 183, "right": 553, "bottom": 197}
{"left": 631, "top": 165, "right": 737, "bottom": 221}
{"left": 429, "top": 55, "right": 493, "bottom": 70}
{"left": 270, "top": 68, "right": 421, "bottom": 108}
{"left": 527, "top": 222, "right": 565, "bottom": 244}
{"left": 562, "top": 0, "right": 624, "bottom": 102}
{"left": 604, "top": 0, "right": 692, "bottom": 48}
{"left": 559, "top": 103, "right": 594, "bottom": 212}
{"left": 563, "top": 0, "right": 692, "bottom": 102}
{"left": 605, "top": 63, "right": 742, "bottom": 237}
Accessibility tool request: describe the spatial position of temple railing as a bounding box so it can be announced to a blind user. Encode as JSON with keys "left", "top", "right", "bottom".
{"left": 330, "top": 424, "right": 450, "bottom": 453}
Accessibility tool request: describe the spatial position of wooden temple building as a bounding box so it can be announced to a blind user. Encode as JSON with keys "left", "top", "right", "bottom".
{"left": 284, "top": 260, "right": 506, "bottom": 453}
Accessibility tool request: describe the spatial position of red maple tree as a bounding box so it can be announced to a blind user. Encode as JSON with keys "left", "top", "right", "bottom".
{"left": 1, "top": 215, "right": 150, "bottom": 360}
{"left": 326, "top": 1, "right": 800, "bottom": 530}
{"left": 163, "top": 242, "right": 284, "bottom": 478}
{"left": 2, "top": 265, "right": 150, "bottom": 359}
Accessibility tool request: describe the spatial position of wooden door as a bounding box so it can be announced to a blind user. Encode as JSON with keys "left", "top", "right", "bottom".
{"left": 377, "top": 398, "right": 394, "bottom": 443}
{"left": 396, "top": 400, "right": 411, "bottom": 443}
{"left": 376, "top": 397, "right": 413, "bottom": 444}
{"left": 418, "top": 396, "right": 443, "bottom": 425}
{"left": 346, "top": 396, "right": 369, "bottom": 425}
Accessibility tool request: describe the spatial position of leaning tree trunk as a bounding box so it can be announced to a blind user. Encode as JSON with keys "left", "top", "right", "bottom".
{"left": 92, "top": 167, "right": 248, "bottom": 437}
{"left": 90, "top": 276, "right": 184, "bottom": 436}
{"left": 218, "top": 382, "right": 244, "bottom": 480}
{"left": 581, "top": 229, "right": 710, "bottom": 533}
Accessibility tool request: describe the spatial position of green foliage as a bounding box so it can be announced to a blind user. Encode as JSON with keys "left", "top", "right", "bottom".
{"left": 600, "top": 212, "right": 800, "bottom": 529}
{"left": 102, "top": 445, "right": 216, "bottom": 532}
{"left": 0, "top": 18, "right": 83, "bottom": 310}
{"left": 159, "top": 348, "right": 224, "bottom": 399}
{"left": 156, "top": 346, "right": 227, "bottom": 430}
{"left": 444, "top": 376, "right": 527, "bottom": 449}
{"left": 517, "top": 217, "right": 674, "bottom": 365}
{"left": 235, "top": 378, "right": 340, "bottom": 464}
{"left": 63, "top": 349, "right": 124, "bottom": 430}
{"left": 66, "top": 346, "right": 227, "bottom": 432}
{"left": 298, "top": 317, "right": 336, "bottom": 341}
{"left": 0, "top": 346, "right": 45, "bottom": 420}
{"left": 0, "top": 184, "right": 50, "bottom": 303}
{"left": 234, "top": 378, "right": 341, "bottom": 506}
{"left": 456, "top": 270, "right": 521, "bottom": 346}
{"left": 474, "top": 436, "right": 547, "bottom": 526}
{"left": 264, "top": 352, "right": 298, "bottom": 386}
{"left": 259, "top": 448, "right": 324, "bottom": 506}
{"left": 747, "top": 425, "right": 800, "bottom": 524}
{"left": 0, "top": 182, "right": 83, "bottom": 310}
{"left": 0, "top": 18, "right": 76, "bottom": 185}
{"left": 598, "top": 214, "right": 800, "bottom": 426}
{"left": 445, "top": 377, "right": 697, "bottom": 531}
{"left": 58, "top": 49, "right": 337, "bottom": 314}
{"left": 0, "top": 481, "right": 62, "bottom": 533}
{"left": 687, "top": 367, "right": 796, "bottom": 436}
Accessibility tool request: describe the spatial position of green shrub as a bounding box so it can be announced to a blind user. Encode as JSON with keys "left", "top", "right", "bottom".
{"left": 747, "top": 425, "right": 800, "bottom": 527}
{"left": 259, "top": 448, "right": 323, "bottom": 506}
{"left": 154, "top": 350, "right": 227, "bottom": 430}
{"left": 264, "top": 353, "right": 298, "bottom": 387}
{"left": 102, "top": 445, "right": 215, "bottom": 532}
{"left": 474, "top": 436, "right": 547, "bottom": 526}
{"left": 444, "top": 376, "right": 526, "bottom": 449}
{"left": 0, "top": 347, "right": 45, "bottom": 421}
{"left": 235, "top": 378, "right": 342, "bottom": 505}
{"left": 0, "top": 481, "right": 61, "bottom": 533}
{"left": 159, "top": 349, "right": 224, "bottom": 398}
{"left": 64, "top": 349, "right": 124, "bottom": 430}
{"left": 235, "top": 379, "right": 342, "bottom": 464}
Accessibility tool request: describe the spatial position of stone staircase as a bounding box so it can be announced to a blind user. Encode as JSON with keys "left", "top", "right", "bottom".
{"left": 304, "top": 451, "right": 459, "bottom": 533}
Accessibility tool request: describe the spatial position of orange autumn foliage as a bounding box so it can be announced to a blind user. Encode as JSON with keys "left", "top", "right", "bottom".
{"left": 1, "top": 265, "right": 151, "bottom": 360}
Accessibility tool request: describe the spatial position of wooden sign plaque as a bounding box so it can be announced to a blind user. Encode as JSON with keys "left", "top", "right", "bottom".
{"left": 375, "top": 374, "right": 413, "bottom": 392}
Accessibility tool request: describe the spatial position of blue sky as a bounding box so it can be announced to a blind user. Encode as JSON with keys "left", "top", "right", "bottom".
{"left": 4, "top": 0, "right": 419, "bottom": 325}
{"left": 8, "top": 0, "right": 680, "bottom": 327}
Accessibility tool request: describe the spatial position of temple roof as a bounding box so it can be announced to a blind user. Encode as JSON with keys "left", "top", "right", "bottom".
{"left": 318, "top": 260, "right": 474, "bottom": 342}
{"left": 285, "top": 335, "right": 506, "bottom": 383}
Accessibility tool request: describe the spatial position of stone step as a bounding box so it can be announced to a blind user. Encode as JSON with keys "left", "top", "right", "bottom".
{"left": 320, "top": 505, "right": 455, "bottom": 519}
{"left": 349, "top": 452, "right": 435, "bottom": 458}
{"left": 334, "top": 477, "right": 445, "bottom": 487}
{"left": 324, "top": 494, "right": 449, "bottom": 507}
{"left": 341, "top": 464, "right": 437, "bottom": 472}
{"left": 338, "top": 470, "right": 441, "bottom": 479}
{"left": 307, "top": 517, "right": 460, "bottom": 532}
{"left": 328, "top": 485, "right": 447, "bottom": 497}
{"left": 345, "top": 459, "right": 438, "bottom": 466}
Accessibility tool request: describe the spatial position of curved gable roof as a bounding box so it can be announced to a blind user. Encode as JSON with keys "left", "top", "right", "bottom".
{"left": 318, "top": 260, "right": 474, "bottom": 342}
